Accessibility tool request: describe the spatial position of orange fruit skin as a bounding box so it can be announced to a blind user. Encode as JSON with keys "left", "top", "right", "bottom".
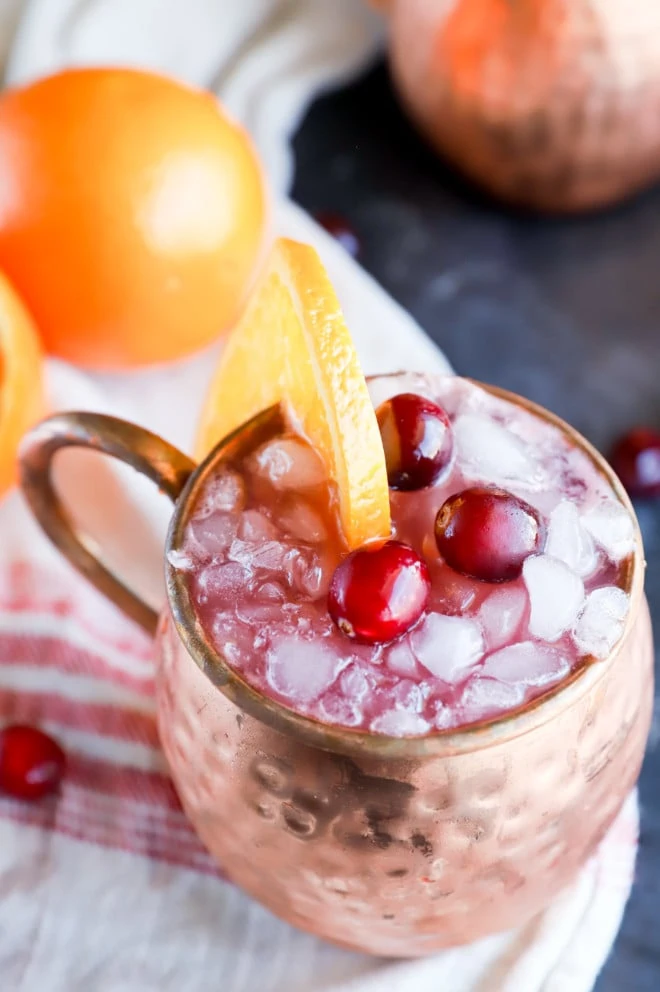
{"left": 0, "top": 269, "right": 44, "bottom": 498}
{"left": 0, "top": 68, "right": 268, "bottom": 369}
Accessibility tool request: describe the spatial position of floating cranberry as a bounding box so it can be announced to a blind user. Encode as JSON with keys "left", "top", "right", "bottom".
{"left": 377, "top": 393, "right": 453, "bottom": 490}
{"left": 314, "top": 210, "right": 360, "bottom": 258}
{"left": 435, "top": 487, "right": 544, "bottom": 582}
{"left": 328, "top": 540, "right": 430, "bottom": 644}
{"left": 0, "top": 724, "right": 66, "bottom": 800}
{"left": 610, "top": 427, "right": 660, "bottom": 498}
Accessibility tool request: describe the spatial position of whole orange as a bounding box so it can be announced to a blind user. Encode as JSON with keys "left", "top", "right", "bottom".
{"left": 0, "top": 68, "right": 269, "bottom": 368}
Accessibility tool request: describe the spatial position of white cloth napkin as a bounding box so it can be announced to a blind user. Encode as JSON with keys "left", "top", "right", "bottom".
{"left": 0, "top": 2, "right": 639, "bottom": 991}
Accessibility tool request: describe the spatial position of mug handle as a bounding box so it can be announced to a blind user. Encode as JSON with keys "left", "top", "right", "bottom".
{"left": 19, "top": 412, "right": 197, "bottom": 638}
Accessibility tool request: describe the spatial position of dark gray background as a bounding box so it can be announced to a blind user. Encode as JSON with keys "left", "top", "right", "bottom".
{"left": 292, "top": 62, "right": 660, "bottom": 992}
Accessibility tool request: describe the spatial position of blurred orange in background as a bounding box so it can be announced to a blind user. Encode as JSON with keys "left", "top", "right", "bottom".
{"left": 0, "top": 270, "right": 43, "bottom": 497}
{"left": 0, "top": 68, "right": 269, "bottom": 369}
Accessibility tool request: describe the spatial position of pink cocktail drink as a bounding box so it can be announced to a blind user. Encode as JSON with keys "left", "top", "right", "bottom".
{"left": 171, "top": 372, "right": 635, "bottom": 736}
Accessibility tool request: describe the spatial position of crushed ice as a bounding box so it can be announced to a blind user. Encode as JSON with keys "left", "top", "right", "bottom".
{"left": 573, "top": 587, "right": 629, "bottom": 659}
{"left": 482, "top": 641, "right": 570, "bottom": 687}
{"left": 523, "top": 555, "right": 585, "bottom": 641}
{"left": 453, "top": 413, "right": 541, "bottom": 489}
{"left": 411, "top": 613, "right": 484, "bottom": 682}
{"left": 250, "top": 438, "right": 326, "bottom": 490}
{"left": 266, "top": 636, "right": 342, "bottom": 704}
{"left": 582, "top": 500, "right": 634, "bottom": 562}
{"left": 546, "top": 501, "right": 597, "bottom": 577}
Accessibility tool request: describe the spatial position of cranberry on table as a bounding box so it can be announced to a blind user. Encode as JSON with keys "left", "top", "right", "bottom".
{"left": 610, "top": 427, "right": 660, "bottom": 498}
{"left": 313, "top": 210, "right": 360, "bottom": 258}
{"left": 328, "top": 540, "right": 430, "bottom": 644}
{"left": 435, "top": 486, "right": 545, "bottom": 582}
{"left": 0, "top": 724, "right": 66, "bottom": 800}
{"left": 377, "top": 393, "right": 453, "bottom": 490}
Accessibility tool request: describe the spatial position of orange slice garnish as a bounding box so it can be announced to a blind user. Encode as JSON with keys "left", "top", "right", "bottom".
{"left": 0, "top": 270, "right": 44, "bottom": 498}
{"left": 196, "top": 238, "right": 390, "bottom": 549}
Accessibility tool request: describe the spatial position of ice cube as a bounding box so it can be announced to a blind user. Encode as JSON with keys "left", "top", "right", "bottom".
{"left": 266, "top": 636, "right": 340, "bottom": 704}
{"left": 482, "top": 641, "right": 570, "bottom": 687}
{"left": 545, "top": 501, "right": 597, "bottom": 577}
{"left": 477, "top": 585, "right": 527, "bottom": 650}
{"left": 277, "top": 500, "right": 327, "bottom": 543}
{"left": 235, "top": 602, "right": 282, "bottom": 626}
{"left": 221, "top": 640, "right": 245, "bottom": 667}
{"left": 229, "top": 538, "right": 291, "bottom": 572}
{"left": 573, "top": 587, "right": 629, "bottom": 660}
{"left": 370, "top": 709, "right": 431, "bottom": 736}
{"left": 253, "top": 580, "right": 286, "bottom": 602}
{"left": 299, "top": 561, "right": 326, "bottom": 599}
{"left": 581, "top": 500, "right": 634, "bottom": 562}
{"left": 386, "top": 638, "right": 420, "bottom": 677}
{"left": 237, "top": 509, "right": 279, "bottom": 542}
{"left": 210, "top": 612, "right": 254, "bottom": 664}
{"left": 250, "top": 438, "right": 326, "bottom": 490}
{"left": 391, "top": 679, "right": 425, "bottom": 712}
{"left": 196, "top": 469, "right": 246, "bottom": 517}
{"left": 523, "top": 555, "right": 585, "bottom": 642}
{"left": 461, "top": 676, "right": 526, "bottom": 724}
{"left": 411, "top": 613, "right": 485, "bottom": 682}
{"left": 287, "top": 550, "right": 331, "bottom": 600}
{"left": 288, "top": 603, "right": 336, "bottom": 639}
{"left": 339, "top": 664, "right": 372, "bottom": 702}
{"left": 319, "top": 694, "right": 362, "bottom": 727}
{"left": 453, "top": 414, "right": 540, "bottom": 488}
{"left": 187, "top": 512, "right": 237, "bottom": 557}
{"left": 432, "top": 700, "right": 456, "bottom": 730}
{"left": 166, "top": 547, "right": 195, "bottom": 571}
{"left": 196, "top": 561, "right": 249, "bottom": 602}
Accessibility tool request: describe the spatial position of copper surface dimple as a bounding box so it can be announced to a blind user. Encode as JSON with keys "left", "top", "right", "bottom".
{"left": 252, "top": 757, "right": 292, "bottom": 797}
{"left": 281, "top": 802, "right": 318, "bottom": 838}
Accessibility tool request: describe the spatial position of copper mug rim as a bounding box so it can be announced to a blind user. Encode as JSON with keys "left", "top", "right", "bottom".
{"left": 164, "top": 375, "right": 645, "bottom": 760}
{"left": 18, "top": 374, "right": 644, "bottom": 761}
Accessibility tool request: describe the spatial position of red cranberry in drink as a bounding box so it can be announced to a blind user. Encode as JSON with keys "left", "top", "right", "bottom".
{"left": 377, "top": 393, "right": 453, "bottom": 490}
{"left": 610, "top": 427, "right": 660, "bottom": 498}
{"left": 0, "top": 724, "right": 66, "bottom": 800}
{"left": 435, "top": 486, "right": 545, "bottom": 582}
{"left": 328, "top": 540, "right": 430, "bottom": 644}
{"left": 314, "top": 210, "right": 360, "bottom": 258}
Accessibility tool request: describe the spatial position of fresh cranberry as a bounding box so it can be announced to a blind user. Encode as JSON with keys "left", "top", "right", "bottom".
{"left": 435, "top": 486, "right": 545, "bottom": 582}
{"left": 377, "top": 393, "right": 453, "bottom": 490}
{"left": 314, "top": 210, "right": 360, "bottom": 258}
{"left": 328, "top": 540, "right": 430, "bottom": 644}
{"left": 0, "top": 724, "right": 66, "bottom": 800}
{"left": 610, "top": 427, "right": 660, "bottom": 498}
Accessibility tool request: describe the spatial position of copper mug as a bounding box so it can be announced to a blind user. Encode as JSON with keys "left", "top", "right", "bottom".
{"left": 19, "top": 384, "right": 653, "bottom": 957}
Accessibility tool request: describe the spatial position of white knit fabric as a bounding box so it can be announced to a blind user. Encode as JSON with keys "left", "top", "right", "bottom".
{"left": 0, "top": 3, "right": 638, "bottom": 990}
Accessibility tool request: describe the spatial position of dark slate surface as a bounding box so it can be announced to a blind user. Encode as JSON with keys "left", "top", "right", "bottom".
{"left": 292, "top": 62, "right": 660, "bottom": 991}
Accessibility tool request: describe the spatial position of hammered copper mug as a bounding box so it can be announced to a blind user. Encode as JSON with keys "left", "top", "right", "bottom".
{"left": 18, "top": 386, "right": 653, "bottom": 957}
